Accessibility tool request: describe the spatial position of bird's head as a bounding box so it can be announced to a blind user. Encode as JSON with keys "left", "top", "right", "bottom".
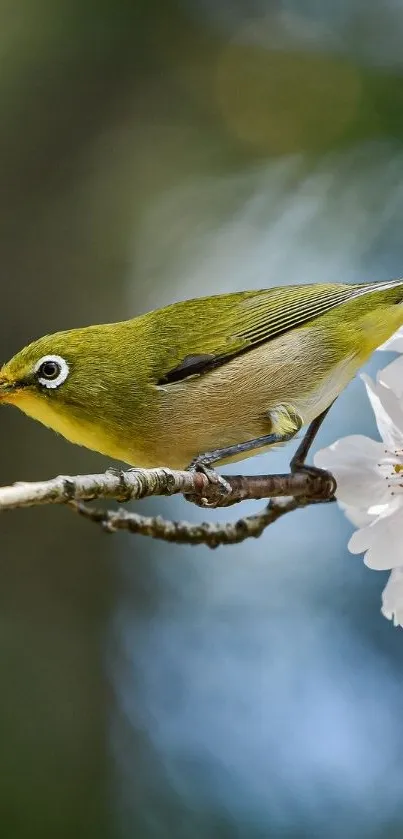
{"left": 0, "top": 326, "right": 113, "bottom": 406}
{"left": 0, "top": 324, "right": 133, "bottom": 456}
{"left": 0, "top": 333, "right": 75, "bottom": 407}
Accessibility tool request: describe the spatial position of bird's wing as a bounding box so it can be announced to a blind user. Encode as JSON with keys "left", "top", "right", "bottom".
{"left": 155, "top": 282, "right": 379, "bottom": 385}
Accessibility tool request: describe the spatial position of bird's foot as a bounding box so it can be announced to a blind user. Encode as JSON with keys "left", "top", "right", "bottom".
{"left": 185, "top": 457, "right": 232, "bottom": 508}
{"left": 290, "top": 462, "right": 336, "bottom": 503}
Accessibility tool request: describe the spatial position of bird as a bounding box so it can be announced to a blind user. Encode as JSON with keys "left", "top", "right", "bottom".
{"left": 0, "top": 278, "right": 402, "bottom": 471}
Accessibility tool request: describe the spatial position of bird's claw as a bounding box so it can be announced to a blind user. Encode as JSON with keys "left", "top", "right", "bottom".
{"left": 185, "top": 459, "right": 232, "bottom": 508}
{"left": 291, "top": 463, "right": 336, "bottom": 501}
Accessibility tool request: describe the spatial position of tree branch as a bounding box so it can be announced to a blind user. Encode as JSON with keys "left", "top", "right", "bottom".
{"left": 0, "top": 465, "right": 335, "bottom": 548}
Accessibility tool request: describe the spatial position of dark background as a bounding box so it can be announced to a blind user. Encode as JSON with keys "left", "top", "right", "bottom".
{"left": 1, "top": 1, "right": 403, "bottom": 836}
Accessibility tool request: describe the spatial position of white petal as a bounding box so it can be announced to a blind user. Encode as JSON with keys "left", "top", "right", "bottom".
{"left": 381, "top": 568, "right": 403, "bottom": 627}
{"left": 361, "top": 374, "right": 403, "bottom": 450}
{"left": 378, "top": 328, "right": 403, "bottom": 353}
{"left": 314, "top": 435, "right": 388, "bottom": 508}
{"left": 348, "top": 501, "right": 403, "bottom": 570}
{"left": 377, "top": 355, "right": 403, "bottom": 399}
{"left": 367, "top": 502, "right": 390, "bottom": 516}
{"left": 338, "top": 501, "right": 373, "bottom": 528}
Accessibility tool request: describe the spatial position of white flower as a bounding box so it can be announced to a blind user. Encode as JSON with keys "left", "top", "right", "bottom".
{"left": 381, "top": 568, "right": 403, "bottom": 627}
{"left": 314, "top": 360, "right": 403, "bottom": 627}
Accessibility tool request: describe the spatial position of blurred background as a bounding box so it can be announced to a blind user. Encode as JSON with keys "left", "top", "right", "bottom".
{"left": 1, "top": 0, "right": 403, "bottom": 836}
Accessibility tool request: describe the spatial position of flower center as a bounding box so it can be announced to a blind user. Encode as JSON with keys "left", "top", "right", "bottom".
{"left": 380, "top": 451, "right": 403, "bottom": 496}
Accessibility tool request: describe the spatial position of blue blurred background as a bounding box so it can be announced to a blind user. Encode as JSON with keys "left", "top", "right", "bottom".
{"left": 1, "top": 1, "right": 403, "bottom": 836}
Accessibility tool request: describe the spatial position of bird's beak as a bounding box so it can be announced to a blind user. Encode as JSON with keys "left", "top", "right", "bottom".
{"left": 0, "top": 373, "right": 18, "bottom": 402}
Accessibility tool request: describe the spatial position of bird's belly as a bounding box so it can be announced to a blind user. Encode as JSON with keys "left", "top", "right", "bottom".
{"left": 150, "top": 329, "right": 358, "bottom": 468}
{"left": 291, "top": 351, "right": 357, "bottom": 426}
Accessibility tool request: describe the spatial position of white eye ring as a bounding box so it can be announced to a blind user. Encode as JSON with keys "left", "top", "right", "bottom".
{"left": 34, "top": 355, "right": 70, "bottom": 389}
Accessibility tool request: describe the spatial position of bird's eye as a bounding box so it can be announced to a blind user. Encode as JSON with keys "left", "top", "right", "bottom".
{"left": 40, "top": 360, "right": 59, "bottom": 379}
{"left": 35, "top": 355, "right": 69, "bottom": 389}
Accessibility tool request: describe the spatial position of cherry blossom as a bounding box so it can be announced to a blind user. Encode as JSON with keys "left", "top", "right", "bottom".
{"left": 314, "top": 360, "right": 403, "bottom": 627}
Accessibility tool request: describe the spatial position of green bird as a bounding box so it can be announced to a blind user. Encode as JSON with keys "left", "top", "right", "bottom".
{"left": 0, "top": 279, "right": 402, "bottom": 470}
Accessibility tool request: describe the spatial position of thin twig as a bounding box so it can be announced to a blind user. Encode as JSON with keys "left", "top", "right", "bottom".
{"left": 70, "top": 496, "right": 304, "bottom": 548}
{"left": 0, "top": 465, "right": 335, "bottom": 548}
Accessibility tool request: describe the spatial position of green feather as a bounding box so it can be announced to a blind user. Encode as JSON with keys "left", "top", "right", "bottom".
{"left": 152, "top": 280, "right": 403, "bottom": 384}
